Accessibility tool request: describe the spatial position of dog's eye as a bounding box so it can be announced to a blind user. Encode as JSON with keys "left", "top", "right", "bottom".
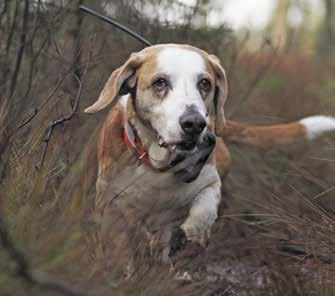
{"left": 198, "top": 79, "right": 211, "bottom": 92}
{"left": 153, "top": 78, "right": 169, "bottom": 91}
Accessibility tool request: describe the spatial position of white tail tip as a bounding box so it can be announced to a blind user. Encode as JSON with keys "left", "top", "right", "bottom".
{"left": 300, "top": 115, "right": 335, "bottom": 140}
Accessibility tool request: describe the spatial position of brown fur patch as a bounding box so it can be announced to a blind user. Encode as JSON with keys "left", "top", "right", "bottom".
{"left": 222, "top": 120, "right": 307, "bottom": 150}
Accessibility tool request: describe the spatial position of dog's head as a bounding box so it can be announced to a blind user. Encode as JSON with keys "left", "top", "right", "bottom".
{"left": 85, "top": 44, "right": 228, "bottom": 151}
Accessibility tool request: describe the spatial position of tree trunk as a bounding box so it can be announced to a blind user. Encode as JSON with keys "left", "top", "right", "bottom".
{"left": 318, "top": 0, "right": 335, "bottom": 59}
{"left": 268, "top": 0, "right": 291, "bottom": 50}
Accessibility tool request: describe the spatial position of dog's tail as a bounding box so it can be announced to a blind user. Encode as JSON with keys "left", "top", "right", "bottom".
{"left": 222, "top": 115, "right": 335, "bottom": 150}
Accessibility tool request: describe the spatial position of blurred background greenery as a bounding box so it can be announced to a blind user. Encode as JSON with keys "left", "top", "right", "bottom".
{"left": 0, "top": 0, "right": 335, "bottom": 295}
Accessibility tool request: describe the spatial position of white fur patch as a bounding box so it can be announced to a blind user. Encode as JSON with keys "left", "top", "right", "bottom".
{"left": 181, "top": 165, "right": 221, "bottom": 244}
{"left": 152, "top": 47, "right": 208, "bottom": 144}
{"left": 158, "top": 47, "right": 206, "bottom": 79}
{"left": 300, "top": 115, "right": 335, "bottom": 140}
{"left": 119, "top": 94, "right": 129, "bottom": 114}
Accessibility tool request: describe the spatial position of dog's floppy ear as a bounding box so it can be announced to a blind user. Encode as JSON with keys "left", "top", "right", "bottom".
{"left": 84, "top": 52, "right": 144, "bottom": 113}
{"left": 208, "top": 54, "right": 228, "bottom": 137}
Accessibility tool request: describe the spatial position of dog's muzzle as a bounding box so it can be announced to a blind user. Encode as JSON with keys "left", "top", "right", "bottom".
{"left": 149, "top": 132, "right": 216, "bottom": 183}
{"left": 178, "top": 109, "right": 207, "bottom": 151}
{"left": 171, "top": 132, "right": 216, "bottom": 183}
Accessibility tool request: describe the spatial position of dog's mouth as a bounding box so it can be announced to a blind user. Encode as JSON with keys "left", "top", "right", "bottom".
{"left": 176, "top": 140, "right": 197, "bottom": 151}
{"left": 169, "top": 133, "right": 216, "bottom": 183}
{"left": 149, "top": 135, "right": 199, "bottom": 171}
{"left": 158, "top": 136, "right": 197, "bottom": 152}
{"left": 153, "top": 133, "right": 215, "bottom": 182}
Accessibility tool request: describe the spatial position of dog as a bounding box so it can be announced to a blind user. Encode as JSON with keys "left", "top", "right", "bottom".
{"left": 85, "top": 44, "right": 335, "bottom": 259}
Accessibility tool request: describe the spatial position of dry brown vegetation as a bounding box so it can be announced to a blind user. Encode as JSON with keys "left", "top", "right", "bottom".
{"left": 1, "top": 1, "right": 335, "bottom": 295}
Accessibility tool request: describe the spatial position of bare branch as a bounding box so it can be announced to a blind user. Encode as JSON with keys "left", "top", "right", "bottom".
{"left": 16, "top": 75, "right": 67, "bottom": 130}
{"left": 36, "top": 73, "right": 83, "bottom": 169}
{"left": 36, "top": 33, "right": 93, "bottom": 169}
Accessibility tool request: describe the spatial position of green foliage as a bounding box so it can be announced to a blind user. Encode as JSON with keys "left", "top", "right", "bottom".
{"left": 259, "top": 74, "right": 287, "bottom": 93}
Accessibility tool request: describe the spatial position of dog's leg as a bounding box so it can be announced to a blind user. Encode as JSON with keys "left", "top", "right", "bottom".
{"left": 180, "top": 182, "right": 221, "bottom": 247}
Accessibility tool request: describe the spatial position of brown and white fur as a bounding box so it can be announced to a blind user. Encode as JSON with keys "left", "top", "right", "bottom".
{"left": 85, "top": 44, "right": 335, "bottom": 254}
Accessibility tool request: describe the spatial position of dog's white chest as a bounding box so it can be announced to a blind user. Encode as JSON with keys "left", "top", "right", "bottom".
{"left": 101, "top": 163, "right": 220, "bottom": 230}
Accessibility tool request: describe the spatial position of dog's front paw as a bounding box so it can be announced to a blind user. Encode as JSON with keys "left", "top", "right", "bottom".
{"left": 169, "top": 227, "right": 188, "bottom": 257}
{"left": 180, "top": 223, "right": 211, "bottom": 248}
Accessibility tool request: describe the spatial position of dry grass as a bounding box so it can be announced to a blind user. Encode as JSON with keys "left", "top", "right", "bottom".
{"left": 1, "top": 1, "right": 335, "bottom": 295}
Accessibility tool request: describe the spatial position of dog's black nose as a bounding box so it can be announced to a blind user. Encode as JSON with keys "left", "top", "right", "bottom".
{"left": 179, "top": 112, "right": 207, "bottom": 135}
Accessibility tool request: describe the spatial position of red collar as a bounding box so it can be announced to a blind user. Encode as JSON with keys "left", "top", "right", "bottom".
{"left": 124, "top": 122, "right": 153, "bottom": 168}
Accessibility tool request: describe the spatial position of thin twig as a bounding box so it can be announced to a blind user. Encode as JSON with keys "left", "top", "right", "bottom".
{"left": 36, "top": 33, "right": 93, "bottom": 169}
{"left": 79, "top": 5, "right": 152, "bottom": 47}
{"left": 36, "top": 74, "right": 82, "bottom": 170}
{"left": 15, "top": 50, "right": 101, "bottom": 133}
{"left": 16, "top": 75, "right": 67, "bottom": 130}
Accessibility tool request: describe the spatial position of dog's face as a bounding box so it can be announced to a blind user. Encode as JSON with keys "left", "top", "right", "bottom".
{"left": 85, "top": 44, "right": 228, "bottom": 151}
{"left": 135, "top": 47, "right": 216, "bottom": 150}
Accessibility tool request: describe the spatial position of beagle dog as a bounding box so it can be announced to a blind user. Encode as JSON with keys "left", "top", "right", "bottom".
{"left": 85, "top": 44, "right": 335, "bottom": 257}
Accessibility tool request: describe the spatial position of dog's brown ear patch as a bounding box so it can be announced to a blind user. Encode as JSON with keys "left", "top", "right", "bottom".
{"left": 208, "top": 54, "right": 228, "bottom": 137}
{"left": 84, "top": 53, "right": 144, "bottom": 113}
